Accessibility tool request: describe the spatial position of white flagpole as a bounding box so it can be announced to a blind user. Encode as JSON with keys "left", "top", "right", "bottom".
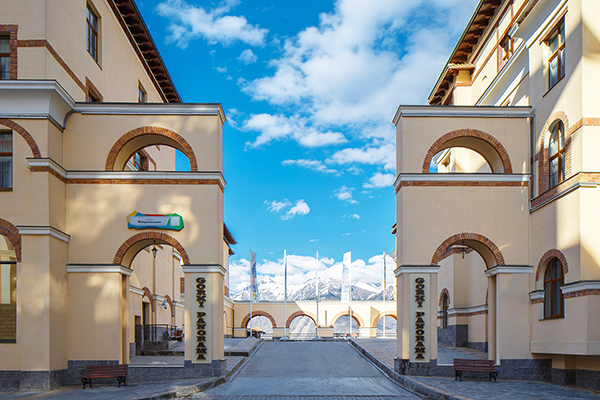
{"left": 383, "top": 250, "right": 386, "bottom": 338}
{"left": 315, "top": 250, "right": 320, "bottom": 339}
{"left": 349, "top": 251, "right": 352, "bottom": 337}
{"left": 249, "top": 250, "right": 252, "bottom": 336}
{"left": 283, "top": 250, "right": 288, "bottom": 339}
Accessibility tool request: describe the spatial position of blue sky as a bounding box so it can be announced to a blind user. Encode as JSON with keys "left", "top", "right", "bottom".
{"left": 138, "top": 0, "right": 479, "bottom": 292}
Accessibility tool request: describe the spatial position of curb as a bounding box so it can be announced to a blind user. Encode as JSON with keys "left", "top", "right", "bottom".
{"left": 348, "top": 339, "right": 471, "bottom": 400}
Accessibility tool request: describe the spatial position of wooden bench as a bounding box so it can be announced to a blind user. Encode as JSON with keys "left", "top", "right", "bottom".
{"left": 81, "top": 364, "right": 128, "bottom": 389}
{"left": 454, "top": 358, "right": 498, "bottom": 382}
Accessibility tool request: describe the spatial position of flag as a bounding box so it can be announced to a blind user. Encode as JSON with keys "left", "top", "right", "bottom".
{"left": 250, "top": 251, "right": 259, "bottom": 303}
{"left": 341, "top": 251, "right": 351, "bottom": 303}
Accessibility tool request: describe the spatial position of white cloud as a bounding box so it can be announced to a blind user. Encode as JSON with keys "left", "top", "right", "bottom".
{"left": 266, "top": 199, "right": 291, "bottom": 213}
{"left": 327, "top": 143, "right": 395, "bottom": 171}
{"left": 282, "top": 159, "right": 339, "bottom": 175}
{"left": 363, "top": 172, "right": 395, "bottom": 188}
{"left": 283, "top": 200, "right": 310, "bottom": 220}
{"left": 238, "top": 49, "right": 258, "bottom": 64}
{"left": 333, "top": 186, "right": 358, "bottom": 204}
{"left": 344, "top": 213, "right": 360, "bottom": 220}
{"left": 265, "top": 199, "right": 310, "bottom": 220}
{"left": 214, "top": 66, "right": 227, "bottom": 73}
{"left": 156, "top": 0, "right": 268, "bottom": 48}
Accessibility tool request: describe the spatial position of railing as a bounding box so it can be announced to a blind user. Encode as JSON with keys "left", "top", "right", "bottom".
{"left": 144, "top": 324, "right": 178, "bottom": 342}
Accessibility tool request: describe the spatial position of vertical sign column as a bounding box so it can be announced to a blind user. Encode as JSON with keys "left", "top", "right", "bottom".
{"left": 191, "top": 273, "right": 212, "bottom": 363}
{"left": 409, "top": 274, "right": 429, "bottom": 362}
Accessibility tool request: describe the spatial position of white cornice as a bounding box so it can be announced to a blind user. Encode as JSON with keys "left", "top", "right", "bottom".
{"left": 129, "top": 286, "right": 145, "bottom": 296}
{"left": 72, "top": 102, "right": 226, "bottom": 124}
{"left": 17, "top": 226, "right": 70, "bottom": 243}
{"left": 394, "top": 265, "right": 440, "bottom": 277}
{"left": 173, "top": 300, "right": 184, "bottom": 308}
{"left": 67, "top": 171, "right": 226, "bottom": 185}
{"left": 485, "top": 265, "right": 533, "bottom": 277}
{"left": 182, "top": 264, "right": 226, "bottom": 276}
{"left": 392, "top": 105, "right": 532, "bottom": 125}
{"left": 529, "top": 290, "right": 545, "bottom": 300}
{"left": 393, "top": 173, "right": 530, "bottom": 189}
{"left": 67, "top": 264, "right": 133, "bottom": 276}
{"left": 26, "top": 158, "right": 67, "bottom": 179}
{"left": 561, "top": 280, "right": 600, "bottom": 294}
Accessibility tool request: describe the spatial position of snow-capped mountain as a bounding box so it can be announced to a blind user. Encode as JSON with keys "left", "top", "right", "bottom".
{"left": 230, "top": 277, "right": 394, "bottom": 301}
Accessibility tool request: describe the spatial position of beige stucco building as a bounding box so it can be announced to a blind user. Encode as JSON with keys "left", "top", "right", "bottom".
{"left": 0, "top": 0, "right": 235, "bottom": 391}
{"left": 394, "top": 0, "right": 600, "bottom": 390}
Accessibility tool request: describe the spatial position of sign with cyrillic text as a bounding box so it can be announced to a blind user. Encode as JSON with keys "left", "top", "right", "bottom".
{"left": 409, "top": 274, "right": 429, "bottom": 363}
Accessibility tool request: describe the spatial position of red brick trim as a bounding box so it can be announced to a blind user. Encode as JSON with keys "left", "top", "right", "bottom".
{"left": 535, "top": 249, "right": 569, "bottom": 282}
{"left": 530, "top": 298, "right": 544, "bottom": 304}
{"left": 67, "top": 178, "right": 223, "bottom": 189}
{"left": 448, "top": 309, "right": 488, "bottom": 318}
{"left": 0, "top": 25, "right": 18, "bottom": 79}
{"left": 113, "top": 231, "right": 191, "bottom": 266}
{"left": 396, "top": 181, "right": 526, "bottom": 192}
{"left": 105, "top": 126, "right": 198, "bottom": 172}
{"left": 330, "top": 310, "right": 365, "bottom": 328}
{"left": 422, "top": 128, "right": 513, "bottom": 174}
{"left": 241, "top": 311, "right": 277, "bottom": 328}
{"left": 439, "top": 288, "right": 450, "bottom": 307}
{"left": 372, "top": 311, "right": 397, "bottom": 327}
{"left": 431, "top": 233, "right": 505, "bottom": 266}
{"left": 564, "top": 289, "right": 600, "bottom": 299}
{"left": 29, "top": 166, "right": 67, "bottom": 183}
{"left": 164, "top": 294, "right": 174, "bottom": 317}
{"left": 85, "top": 77, "right": 103, "bottom": 102}
{"left": 439, "top": 246, "right": 474, "bottom": 262}
{"left": 0, "top": 119, "right": 42, "bottom": 158}
{"left": 0, "top": 218, "right": 21, "bottom": 262}
{"left": 141, "top": 286, "right": 154, "bottom": 312}
{"left": 538, "top": 112, "right": 570, "bottom": 194}
{"left": 530, "top": 172, "right": 600, "bottom": 209}
{"left": 285, "top": 311, "right": 317, "bottom": 328}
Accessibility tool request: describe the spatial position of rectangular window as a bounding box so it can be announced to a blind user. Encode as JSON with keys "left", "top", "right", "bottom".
{"left": 138, "top": 84, "right": 147, "bottom": 103}
{"left": 87, "top": 89, "right": 100, "bottom": 102}
{"left": 500, "top": 35, "right": 513, "bottom": 67}
{"left": 133, "top": 151, "right": 148, "bottom": 171}
{"left": 547, "top": 21, "right": 565, "bottom": 89}
{"left": 0, "top": 262, "right": 16, "bottom": 343}
{"left": 0, "top": 35, "right": 10, "bottom": 80}
{"left": 86, "top": 3, "right": 99, "bottom": 62}
{"left": 0, "top": 132, "right": 12, "bottom": 189}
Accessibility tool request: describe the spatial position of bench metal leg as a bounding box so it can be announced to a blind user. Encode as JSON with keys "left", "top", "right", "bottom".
{"left": 490, "top": 372, "right": 498, "bottom": 383}
{"left": 455, "top": 371, "right": 463, "bottom": 381}
{"left": 117, "top": 376, "right": 127, "bottom": 387}
{"left": 81, "top": 378, "right": 92, "bottom": 389}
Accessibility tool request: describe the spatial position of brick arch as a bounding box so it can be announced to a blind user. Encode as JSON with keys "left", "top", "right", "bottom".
{"left": 439, "top": 288, "right": 450, "bottom": 307}
{"left": 285, "top": 311, "right": 317, "bottom": 328}
{"left": 113, "top": 231, "right": 190, "bottom": 267}
{"left": 431, "top": 233, "right": 505, "bottom": 268}
{"left": 0, "top": 119, "right": 42, "bottom": 158}
{"left": 535, "top": 249, "right": 569, "bottom": 284}
{"left": 422, "top": 128, "right": 512, "bottom": 174}
{"left": 330, "top": 310, "right": 365, "bottom": 328}
{"left": 538, "top": 112, "right": 571, "bottom": 193}
{"left": 141, "top": 286, "right": 154, "bottom": 312}
{"left": 0, "top": 218, "right": 21, "bottom": 262}
{"left": 372, "top": 311, "right": 397, "bottom": 328}
{"left": 105, "top": 126, "right": 198, "bottom": 171}
{"left": 164, "top": 294, "right": 174, "bottom": 317}
{"left": 241, "top": 310, "right": 277, "bottom": 328}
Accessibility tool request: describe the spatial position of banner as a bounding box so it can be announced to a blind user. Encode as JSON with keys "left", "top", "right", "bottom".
{"left": 127, "top": 211, "right": 184, "bottom": 231}
{"left": 249, "top": 251, "right": 258, "bottom": 303}
{"left": 341, "top": 251, "right": 351, "bottom": 303}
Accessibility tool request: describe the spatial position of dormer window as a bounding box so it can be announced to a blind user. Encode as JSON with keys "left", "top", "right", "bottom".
{"left": 547, "top": 21, "right": 565, "bottom": 89}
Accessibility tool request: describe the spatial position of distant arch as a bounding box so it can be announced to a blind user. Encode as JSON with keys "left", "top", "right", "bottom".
{"left": 331, "top": 310, "right": 365, "bottom": 328}
{"left": 439, "top": 288, "right": 451, "bottom": 307}
{"left": 285, "top": 311, "right": 317, "bottom": 328}
{"left": 431, "top": 233, "right": 505, "bottom": 268}
{"left": 423, "top": 128, "right": 512, "bottom": 173}
{"left": 241, "top": 310, "right": 277, "bottom": 328}
{"left": 372, "top": 311, "right": 396, "bottom": 328}
{"left": 1, "top": 218, "right": 21, "bottom": 262}
{"left": 105, "top": 126, "right": 198, "bottom": 171}
{"left": 141, "top": 287, "right": 154, "bottom": 312}
{"left": 164, "top": 294, "right": 174, "bottom": 317}
{"left": 113, "top": 231, "right": 190, "bottom": 267}
{"left": 536, "top": 249, "right": 569, "bottom": 284}
{"left": 0, "top": 119, "right": 41, "bottom": 158}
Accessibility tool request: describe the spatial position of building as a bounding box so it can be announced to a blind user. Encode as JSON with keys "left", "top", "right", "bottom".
{"left": 394, "top": 0, "right": 600, "bottom": 389}
{"left": 0, "top": 0, "right": 233, "bottom": 391}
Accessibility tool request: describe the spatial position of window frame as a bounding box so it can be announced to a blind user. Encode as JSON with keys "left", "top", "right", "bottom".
{"left": 0, "top": 35, "right": 10, "bottom": 80}
{"left": 543, "top": 258, "right": 564, "bottom": 319}
{"left": 441, "top": 293, "right": 449, "bottom": 329}
{"left": 548, "top": 121, "right": 565, "bottom": 188}
{"left": 138, "top": 84, "right": 147, "bottom": 103}
{"left": 86, "top": 2, "right": 100, "bottom": 63}
{"left": 0, "top": 131, "right": 12, "bottom": 190}
{"left": 546, "top": 20, "right": 565, "bottom": 90}
{"left": 0, "top": 260, "right": 17, "bottom": 343}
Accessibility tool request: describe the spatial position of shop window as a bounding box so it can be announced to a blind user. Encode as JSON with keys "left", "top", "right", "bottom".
{"left": 0, "top": 236, "right": 16, "bottom": 343}
{"left": 0, "top": 132, "right": 12, "bottom": 190}
{"left": 86, "top": 3, "right": 99, "bottom": 62}
{"left": 0, "top": 35, "right": 9, "bottom": 80}
{"left": 547, "top": 20, "right": 565, "bottom": 89}
{"left": 441, "top": 292, "right": 449, "bottom": 329}
{"left": 548, "top": 120, "right": 565, "bottom": 188}
{"left": 544, "top": 258, "right": 564, "bottom": 319}
{"left": 138, "top": 84, "right": 147, "bottom": 103}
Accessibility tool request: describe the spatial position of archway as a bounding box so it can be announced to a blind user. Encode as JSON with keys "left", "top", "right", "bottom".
{"left": 332, "top": 311, "right": 364, "bottom": 337}
{"left": 423, "top": 129, "right": 513, "bottom": 174}
{"left": 113, "top": 231, "right": 190, "bottom": 267}
{"left": 105, "top": 126, "right": 199, "bottom": 171}
{"left": 285, "top": 311, "right": 317, "bottom": 340}
{"left": 246, "top": 316, "right": 274, "bottom": 339}
{"left": 0, "top": 233, "right": 17, "bottom": 343}
{"left": 373, "top": 312, "right": 397, "bottom": 337}
{"left": 431, "top": 232, "right": 505, "bottom": 269}
{"left": 0, "top": 119, "right": 42, "bottom": 159}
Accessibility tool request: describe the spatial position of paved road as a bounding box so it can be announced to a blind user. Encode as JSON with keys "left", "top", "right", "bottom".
{"left": 190, "top": 341, "right": 422, "bottom": 399}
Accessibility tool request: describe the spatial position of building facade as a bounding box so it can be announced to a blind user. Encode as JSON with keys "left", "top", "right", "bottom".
{"left": 0, "top": 0, "right": 232, "bottom": 391}
{"left": 394, "top": 0, "right": 600, "bottom": 389}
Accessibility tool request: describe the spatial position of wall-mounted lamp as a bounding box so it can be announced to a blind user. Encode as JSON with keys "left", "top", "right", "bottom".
{"left": 151, "top": 246, "right": 158, "bottom": 258}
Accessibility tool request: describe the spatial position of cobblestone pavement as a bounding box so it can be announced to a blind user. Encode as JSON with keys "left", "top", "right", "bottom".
{"left": 189, "top": 341, "right": 422, "bottom": 399}
{"left": 352, "top": 338, "right": 600, "bottom": 400}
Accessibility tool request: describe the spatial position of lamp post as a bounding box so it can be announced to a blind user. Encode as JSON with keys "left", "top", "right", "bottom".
{"left": 151, "top": 245, "right": 158, "bottom": 341}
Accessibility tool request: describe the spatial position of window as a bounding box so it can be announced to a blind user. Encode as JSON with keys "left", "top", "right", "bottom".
{"left": 441, "top": 293, "right": 449, "bottom": 329}
{"left": 0, "top": 35, "right": 9, "bottom": 80}
{"left": 0, "top": 132, "right": 12, "bottom": 189}
{"left": 87, "top": 89, "right": 100, "bottom": 102}
{"left": 0, "top": 235, "right": 17, "bottom": 343}
{"left": 138, "top": 84, "right": 147, "bottom": 103}
{"left": 548, "top": 121, "right": 565, "bottom": 188}
{"left": 547, "top": 21, "right": 565, "bottom": 89}
{"left": 86, "top": 3, "right": 99, "bottom": 62}
{"left": 500, "top": 35, "right": 513, "bottom": 67}
{"left": 544, "top": 258, "right": 564, "bottom": 319}
{"left": 133, "top": 151, "right": 149, "bottom": 171}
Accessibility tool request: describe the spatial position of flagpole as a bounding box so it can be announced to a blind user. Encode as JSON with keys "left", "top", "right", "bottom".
{"left": 349, "top": 251, "right": 352, "bottom": 337}
{"left": 283, "top": 250, "right": 288, "bottom": 339}
{"left": 249, "top": 250, "right": 252, "bottom": 336}
{"left": 315, "top": 250, "right": 321, "bottom": 339}
{"left": 383, "top": 250, "right": 386, "bottom": 338}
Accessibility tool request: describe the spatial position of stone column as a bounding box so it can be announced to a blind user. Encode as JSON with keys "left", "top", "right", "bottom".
{"left": 395, "top": 265, "right": 439, "bottom": 375}
{"left": 182, "top": 265, "right": 225, "bottom": 378}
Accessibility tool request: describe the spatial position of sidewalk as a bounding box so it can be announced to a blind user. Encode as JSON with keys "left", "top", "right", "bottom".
{"left": 350, "top": 338, "right": 600, "bottom": 400}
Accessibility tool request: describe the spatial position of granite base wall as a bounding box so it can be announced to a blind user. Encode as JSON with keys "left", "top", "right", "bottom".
{"left": 0, "top": 369, "right": 69, "bottom": 392}
{"left": 573, "top": 368, "right": 600, "bottom": 391}
{"left": 467, "top": 341, "right": 488, "bottom": 352}
{"left": 437, "top": 324, "right": 468, "bottom": 347}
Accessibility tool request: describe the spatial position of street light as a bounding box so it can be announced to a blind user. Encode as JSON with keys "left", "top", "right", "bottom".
{"left": 151, "top": 246, "right": 158, "bottom": 340}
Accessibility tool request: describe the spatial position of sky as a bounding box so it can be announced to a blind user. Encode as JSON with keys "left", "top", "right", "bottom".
{"left": 137, "top": 0, "right": 479, "bottom": 293}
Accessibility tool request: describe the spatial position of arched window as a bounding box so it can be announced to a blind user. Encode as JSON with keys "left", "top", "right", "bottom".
{"left": 548, "top": 121, "right": 565, "bottom": 188}
{"left": 544, "top": 258, "right": 564, "bottom": 319}
{"left": 0, "top": 234, "right": 17, "bottom": 342}
{"left": 441, "top": 293, "right": 449, "bottom": 329}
